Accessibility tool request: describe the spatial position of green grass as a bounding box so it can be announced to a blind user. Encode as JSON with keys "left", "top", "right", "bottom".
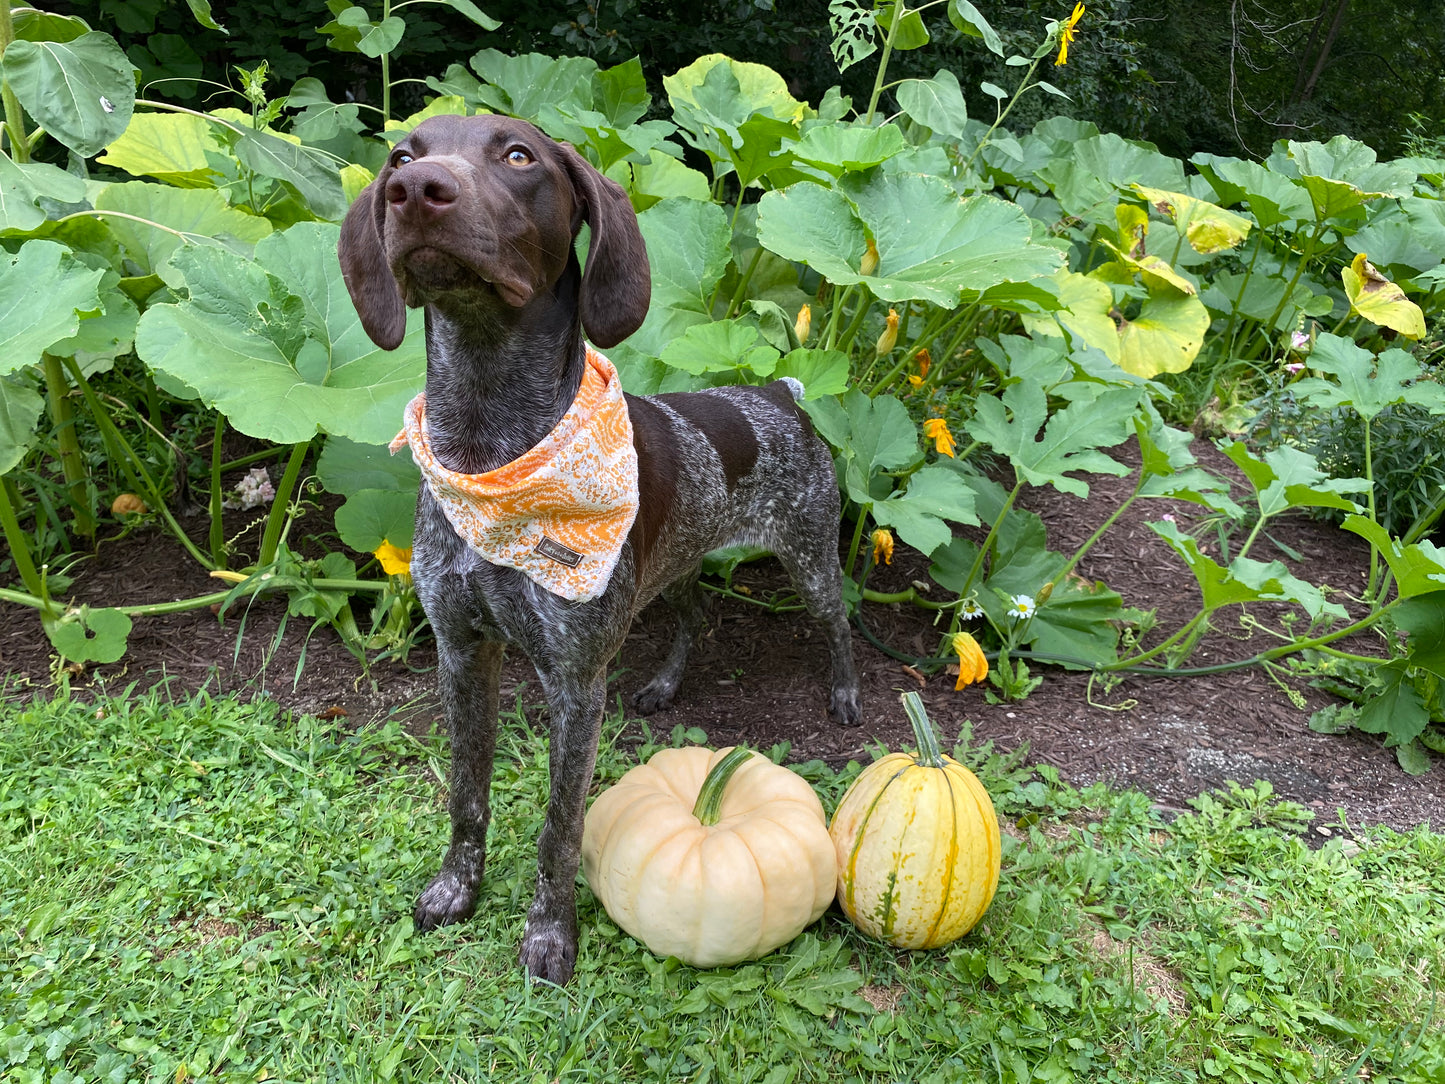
{"left": 1, "top": 687, "right": 1442, "bottom": 1083}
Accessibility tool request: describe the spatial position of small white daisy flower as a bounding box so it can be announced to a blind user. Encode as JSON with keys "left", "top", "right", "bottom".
{"left": 1008, "top": 594, "right": 1036, "bottom": 620}
{"left": 959, "top": 597, "right": 983, "bottom": 620}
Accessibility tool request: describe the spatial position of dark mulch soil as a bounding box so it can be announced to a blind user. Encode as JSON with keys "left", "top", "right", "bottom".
{"left": 3, "top": 440, "right": 1440, "bottom": 832}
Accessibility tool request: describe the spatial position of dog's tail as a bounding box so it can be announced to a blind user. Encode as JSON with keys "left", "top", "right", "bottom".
{"left": 779, "top": 376, "right": 805, "bottom": 402}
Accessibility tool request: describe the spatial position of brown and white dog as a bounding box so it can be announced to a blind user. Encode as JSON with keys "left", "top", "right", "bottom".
{"left": 338, "top": 114, "right": 860, "bottom": 984}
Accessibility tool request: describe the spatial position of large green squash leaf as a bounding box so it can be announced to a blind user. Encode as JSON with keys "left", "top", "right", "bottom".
{"left": 758, "top": 173, "right": 1059, "bottom": 306}
{"left": 93, "top": 182, "right": 273, "bottom": 280}
{"left": 1, "top": 32, "right": 136, "bottom": 156}
{"left": 135, "top": 222, "right": 425, "bottom": 444}
{"left": 0, "top": 241, "right": 104, "bottom": 377}
{"left": 96, "top": 112, "right": 220, "bottom": 187}
{"left": 1282, "top": 136, "right": 1416, "bottom": 221}
{"left": 0, "top": 154, "right": 86, "bottom": 232}
{"left": 616, "top": 197, "right": 732, "bottom": 362}
{"left": 1034, "top": 134, "right": 1184, "bottom": 224}
{"left": 0, "top": 372, "right": 45, "bottom": 475}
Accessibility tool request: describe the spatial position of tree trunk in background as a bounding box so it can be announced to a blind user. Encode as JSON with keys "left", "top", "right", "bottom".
{"left": 1278, "top": 0, "right": 1350, "bottom": 139}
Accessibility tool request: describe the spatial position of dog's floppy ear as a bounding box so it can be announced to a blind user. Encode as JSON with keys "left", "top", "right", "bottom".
{"left": 338, "top": 178, "right": 407, "bottom": 351}
{"left": 558, "top": 143, "right": 651, "bottom": 349}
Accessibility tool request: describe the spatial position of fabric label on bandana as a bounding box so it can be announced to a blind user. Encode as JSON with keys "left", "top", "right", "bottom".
{"left": 390, "top": 346, "right": 639, "bottom": 602}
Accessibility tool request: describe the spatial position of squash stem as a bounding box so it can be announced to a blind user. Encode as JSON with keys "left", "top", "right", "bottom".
{"left": 901, "top": 691, "right": 946, "bottom": 768}
{"left": 692, "top": 747, "right": 756, "bottom": 826}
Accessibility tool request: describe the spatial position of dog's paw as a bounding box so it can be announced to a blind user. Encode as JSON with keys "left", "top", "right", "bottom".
{"left": 632, "top": 678, "right": 677, "bottom": 715}
{"left": 414, "top": 869, "right": 479, "bottom": 931}
{"left": 829, "top": 684, "right": 863, "bottom": 728}
{"left": 518, "top": 916, "right": 578, "bottom": 985}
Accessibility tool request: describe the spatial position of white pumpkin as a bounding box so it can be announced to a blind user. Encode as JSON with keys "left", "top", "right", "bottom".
{"left": 581, "top": 746, "right": 836, "bottom": 967}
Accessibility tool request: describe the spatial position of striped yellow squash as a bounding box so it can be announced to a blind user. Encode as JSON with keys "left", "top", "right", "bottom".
{"left": 830, "top": 692, "right": 1000, "bottom": 948}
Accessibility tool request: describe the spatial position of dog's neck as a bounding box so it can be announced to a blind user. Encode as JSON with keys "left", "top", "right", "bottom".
{"left": 420, "top": 260, "right": 587, "bottom": 476}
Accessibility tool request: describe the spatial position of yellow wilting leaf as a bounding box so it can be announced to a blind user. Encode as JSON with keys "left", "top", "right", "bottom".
{"left": 1115, "top": 202, "right": 1149, "bottom": 259}
{"left": 1130, "top": 184, "right": 1252, "bottom": 254}
{"left": 1343, "top": 252, "right": 1425, "bottom": 339}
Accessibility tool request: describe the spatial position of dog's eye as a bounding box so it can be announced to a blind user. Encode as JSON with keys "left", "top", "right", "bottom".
{"left": 392, "top": 152, "right": 414, "bottom": 168}
{"left": 506, "top": 148, "right": 532, "bottom": 166}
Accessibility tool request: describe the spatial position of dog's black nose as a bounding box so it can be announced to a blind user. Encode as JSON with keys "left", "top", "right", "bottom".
{"left": 386, "top": 161, "right": 460, "bottom": 221}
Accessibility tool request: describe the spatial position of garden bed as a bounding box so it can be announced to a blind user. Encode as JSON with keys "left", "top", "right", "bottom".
{"left": 4, "top": 440, "right": 1439, "bottom": 833}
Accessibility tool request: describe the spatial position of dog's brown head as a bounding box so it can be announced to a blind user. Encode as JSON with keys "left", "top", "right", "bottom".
{"left": 338, "top": 114, "right": 650, "bottom": 351}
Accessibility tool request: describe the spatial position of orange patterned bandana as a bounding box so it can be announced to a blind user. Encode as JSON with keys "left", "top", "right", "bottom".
{"left": 390, "top": 346, "right": 639, "bottom": 602}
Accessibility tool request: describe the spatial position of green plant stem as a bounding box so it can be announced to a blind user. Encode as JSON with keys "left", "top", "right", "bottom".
{"left": 862, "top": 586, "right": 955, "bottom": 610}
{"left": 1363, "top": 418, "right": 1380, "bottom": 599}
{"left": 721, "top": 245, "right": 764, "bottom": 320}
{"left": 210, "top": 414, "right": 227, "bottom": 566}
{"left": 863, "top": 0, "right": 906, "bottom": 125}
{"left": 0, "top": 572, "right": 394, "bottom": 617}
{"left": 0, "top": 479, "right": 47, "bottom": 603}
{"left": 867, "top": 307, "right": 955, "bottom": 394}
{"left": 1053, "top": 477, "right": 1144, "bottom": 584}
{"left": 947, "top": 479, "right": 1024, "bottom": 635}
{"left": 844, "top": 504, "right": 870, "bottom": 583}
{"left": 836, "top": 291, "right": 876, "bottom": 355}
{"left": 901, "top": 691, "right": 946, "bottom": 766}
{"left": 61, "top": 358, "right": 215, "bottom": 571}
{"left": 258, "top": 441, "right": 311, "bottom": 567}
{"left": 925, "top": 306, "right": 983, "bottom": 389}
{"left": 1256, "top": 219, "right": 1325, "bottom": 347}
{"left": 1219, "top": 235, "right": 1265, "bottom": 361}
{"left": 41, "top": 354, "right": 94, "bottom": 542}
{"left": 960, "top": 57, "right": 1042, "bottom": 175}
{"left": 824, "top": 284, "right": 858, "bottom": 351}
{"left": 692, "top": 747, "right": 756, "bottom": 824}
{"left": 218, "top": 445, "right": 291, "bottom": 474}
{"left": 0, "top": 2, "right": 31, "bottom": 163}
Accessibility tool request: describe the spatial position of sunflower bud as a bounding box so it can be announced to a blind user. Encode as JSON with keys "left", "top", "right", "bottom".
{"left": 871, "top": 528, "right": 895, "bottom": 566}
{"left": 860, "top": 237, "right": 879, "bottom": 276}
{"left": 794, "top": 303, "right": 812, "bottom": 344}
{"left": 875, "top": 308, "right": 900, "bottom": 356}
{"left": 951, "top": 632, "right": 989, "bottom": 690}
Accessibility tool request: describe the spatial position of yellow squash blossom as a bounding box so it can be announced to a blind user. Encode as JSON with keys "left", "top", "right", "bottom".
{"left": 794, "top": 303, "right": 812, "bottom": 343}
{"left": 875, "top": 308, "right": 900, "bottom": 355}
{"left": 907, "top": 348, "right": 932, "bottom": 388}
{"left": 1055, "top": 3, "right": 1084, "bottom": 66}
{"left": 860, "top": 237, "right": 879, "bottom": 276}
{"left": 872, "top": 528, "right": 895, "bottom": 566}
{"left": 923, "top": 417, "right": 956, "bottom": 458}
{"left": 375, "top": 540, "right": 413, "bottom": 576}
{"left": 952, "top": 632, "right": 989, "bottom": 690}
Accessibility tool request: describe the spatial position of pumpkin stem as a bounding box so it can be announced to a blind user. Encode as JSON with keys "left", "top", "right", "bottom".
{"left": 901, "top": 692, "right": 947, "bottom": 768}
{"left": 692, "top": 746, "right": 757, "bottom": 826}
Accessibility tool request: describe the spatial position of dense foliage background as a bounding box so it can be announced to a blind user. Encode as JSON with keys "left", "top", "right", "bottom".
{"left": 61, "top": 0, "right": 1445, "bottom": 160}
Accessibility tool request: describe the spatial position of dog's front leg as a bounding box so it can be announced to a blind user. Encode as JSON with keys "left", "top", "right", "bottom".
{"left": 518, "top": 667, "right": 606, "bottom": 985}
{"left": 415, "top": 637, "right": 504, "bottom": 931}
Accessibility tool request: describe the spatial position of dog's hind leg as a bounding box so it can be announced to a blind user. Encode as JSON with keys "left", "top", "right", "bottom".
{"left": 632, "top": 567, "right": 707, "bottom": 714}
{"left": 415, "top": 636, "right": 504, "bottom": 931}
{"left": 774, "top": 528, "right": 863, "bottom": 729}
